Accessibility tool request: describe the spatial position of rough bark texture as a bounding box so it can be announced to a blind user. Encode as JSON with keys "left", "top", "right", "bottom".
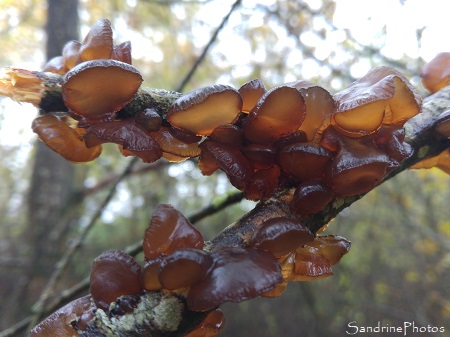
{"left": 1, "top": 68, "right": 450, "bottom": 335}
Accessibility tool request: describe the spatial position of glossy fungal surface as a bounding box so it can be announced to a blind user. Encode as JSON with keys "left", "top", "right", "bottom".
{"left": 89, "top": 250, "right": 142, "bottom": 311}
{"left": 167, "top": 84, "right": 243, "bottom": 136}
{"left": 62, "top": 59, "right": 142, "bottom": 119}
{"left": 243, "top": 86, "right": 306, "bottom": 144}
{"left": 158, "top": 249, "right": 213, "bottom": 290}
{"left": 185, "top": 309, "right": 225, "bottom": 337}
{"left": 30, "top": 295, "right": 94, "bottom": 337}
{"left": 238, "top": 78, "right": 266, "bottom": 113}
{"left": 332, "top": 66, "right": 421, "bottom": 137}
{"left": 187, "top": 247, "right": 283, "bottom": 311}
{"left": 32, "top": 114, "right": 102, "bottom": 163}
{"left": 420, "top": 52, "right": 450, "bottom": 94}
{"left": 84, "top": 118, "right": 162, "bottom": 163}
{"left": 143, "top": 204, "right": 204, "bottom": 260}
{"left": 293, "top": 181, "right": 334, "bottom": 214}
{"left": 249, "top": 217, "right": 314, "bottom": 257}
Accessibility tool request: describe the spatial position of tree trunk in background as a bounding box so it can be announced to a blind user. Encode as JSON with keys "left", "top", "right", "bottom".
{"left": 3, "top": 0, "right": 80, "bottom": 327}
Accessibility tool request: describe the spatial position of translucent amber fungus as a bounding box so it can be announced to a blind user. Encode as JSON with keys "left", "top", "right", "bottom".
{"left": 187, "top": 247, "right": 282, "bottom": 311}
{"left": 286, "top": 81, "right": 335, "bottom": 141}
{"left": 332, "top": 66, "right": 421, "bottom": 137}
{"left": 238, "top": 78, "right": 267, "bottom": 113}
{"left": 32, "top": 114, "right": 102, "bottom": 163}
{"left": 421, "top": 52, "right": 450, "bottom": 94}
{"left": 293, "top": 181, "right": 334, "bottom": 214}
{"left": 90, "top": 250, "right": 142, "bottom": 311}
{"left": 143, "top": 204, "right": 204, "bottom": 260}
{"left": 185, "top": 309, "right": 225, "bottom": 337}
{"left": 249, "top": 217, "right": 314, "bottom": 257}
{"left": 30, "top": 295, "right": 94, "bottom": 337}
{"left": 278, "top": 142, "right": 332, "bottom": 181}
{"left": 244, "top": 86, "right": 306, "bottom": 144}
{"left": 158, "top": 249, "right": 213, "bottom": 290}
{"left": 167, "top": 84, "right": 243, "bottom": 136}
{"left": 84, "top": 118, "right": 162, "bottom": 163}
{"left": 62, "top": 59, "right": 142, "bottom": 119}
{"left": 79, "top": 18, "right": 113, "bottom": 61}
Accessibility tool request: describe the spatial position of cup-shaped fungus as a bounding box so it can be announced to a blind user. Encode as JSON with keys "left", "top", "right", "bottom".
{"left": 434, "top": 109, "right": 450, "bottom": 139}
{"left": 420, "top": 52, "right": 450, "bottom": 94}
{"left": 278, "top": 142, "right": 332, "bottom": 181}
{"left": 244, "top": 165, "right": 280, "bottom": 201}
{"left": 208, "top": 124, "right": 244, "bottom": 147}
{"left": 167, "top": 84, "right": 243, "bottom": 136}
{"left": 185, "top": 309, "right": 225, "bottom": 337}
{"left": 30, "top": 295, "right": 94, "bottom": 337}
{"left": 62, "top": 59, "right": 142, "bottom": 119}
{"left": 306, "top": 235, "right": 351, "bottom": 266}
{"left": 83, "top": 118, "right": 162, "bottom": 163}
{"left": 322, "top": 128, "right": 392, "bottom": 196}
{"left": 412, "top": 148, "right": 450, "bottom": 175}
{"left": 143, "top": 204, "right": 204, "bottom": 260}
{"left": 32, "top": 114, "right": 102, "bottom": 163}
{"left": 158, "top": 249, "right": 213, "bottom": 290}
{"left": 286, "top": 81, "right": 336, "bottom": 141}
{"left": 187, "top": 247, "right": 283, "bottom": 311}
{"left": 238, "top": 78, "right": 267, "bottom": 113}
{"left": 243, "top": 86, "right": 306, "bottom": 144}
{"left": 150, "top": 126, "right": 201, "bottom": 160}
{"left": 62, "top": 40, "right": 82, "bottom": 70}
{"left": 286, "top": 246, "right": 333, "bottom": 281}
{"left": 241, "top": 143, "right": 277, "bottom": 169}
{"left": 332, "top": 66, "right": 421, "bottom": 137}
{"left": 199, "top": 140, "right": 253, "bottom": 190}
{"left": 90, "top": 250, "right": 142, "bottom": 310}
{"left": 79, "top": 18, "right": 113, "bottom": 61}
{"left": 112, "top": 41, "right": 132, "bottom": 64}
{"left": 141, "top": 258, "right": 163, "bottom": 291}
{"left": 293, "top": 181, "right": 334, "bottom": 214}
{"left": 249, "top": 217, "right": 314, "bottom": 257}
{"left": 89, "top": 250, "right": 142, "bottom": 311}
{"left": 43, "top": 56, "right": 67, "bottom": 74}
{"left": 135, "top": 108, "right": 163, "bottom": 132}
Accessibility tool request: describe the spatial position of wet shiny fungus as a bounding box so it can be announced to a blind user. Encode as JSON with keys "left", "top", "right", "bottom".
{"left": 243, "top": 86, "right": 306, "bottom": 144}
{"left": 32, "top": 114, "right": 102, "bottom": 163}
{"left": 143, "top": 204, "right": 204, "bottom": 260}
{"left": 84, "top": 118, "right": 162, "bottom": 163}
{"left": 62, "top": 59, "right": 142, "bottom": 119}
{"left": 185, "top": 309, "right": 225, "bottom": 337}
{"left": 89, "top": 250, "right": 142, "bottom": 311}
{"left": 187, "top": 247, "right": 282, "bottom": 311}
{"left": 30, "top": 295, "right": 94, "bottom": 337}
{"left": 167, "top": 84, "right": 243, "bottom": 136}
{"left": 158, "top": 249, "right": 213, "bottom": 290}
{"left": 249, "top": 217, "right": 314, "bottom": 257}
{"left": 421, "top": 52, "right": 450, "bottom": 94}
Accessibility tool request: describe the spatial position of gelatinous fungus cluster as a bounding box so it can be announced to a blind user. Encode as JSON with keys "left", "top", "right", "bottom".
{"left": 412, "top": 52, "right": 450, "bottom": 174}
{"left": 34, "top": 19, "right": 422, "bottom": 214}
{"left": 28, "top": 19, "right": 450, "bottom": 337}
{"left": 31, "top": 204, "right": 350, "bottom": 336}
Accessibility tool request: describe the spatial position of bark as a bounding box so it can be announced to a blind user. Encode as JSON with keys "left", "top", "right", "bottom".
{"left": 2, "top": 68, "right": 449, "bottom": 335}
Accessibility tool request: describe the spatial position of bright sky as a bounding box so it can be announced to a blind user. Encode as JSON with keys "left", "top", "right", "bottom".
{"left": 1, "top": 0, "right": 450, "bottom": 148}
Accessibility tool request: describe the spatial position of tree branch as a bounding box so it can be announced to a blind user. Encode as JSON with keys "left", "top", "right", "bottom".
{"left": 2, "top": 65, "right": 450, "bottom": 336}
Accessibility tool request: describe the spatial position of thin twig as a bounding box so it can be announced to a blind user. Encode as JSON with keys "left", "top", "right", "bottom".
{"left": 28, "top": 157, "right": 139, "bottom": 328}
{"left": 175, "top": 0, "right": 242, "bottom": 92}
{"left": 0, "top": 190, "right": 245, "bottom": 337}
{"left": 16, "top": 2, "right": 243, "bottom": 336}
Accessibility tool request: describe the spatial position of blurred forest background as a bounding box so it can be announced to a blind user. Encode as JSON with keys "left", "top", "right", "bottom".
{"left": 0, "top": 0, "right": 449, "bottom": 336}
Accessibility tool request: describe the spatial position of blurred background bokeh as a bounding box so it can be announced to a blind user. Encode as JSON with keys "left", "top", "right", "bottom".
{"left": 0, "top": 0, "right": 449, "bottom": 336}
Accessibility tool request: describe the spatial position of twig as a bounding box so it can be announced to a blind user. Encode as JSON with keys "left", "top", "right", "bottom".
{"left": 175, "top": 0, "right": 242, "bottom": 92}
